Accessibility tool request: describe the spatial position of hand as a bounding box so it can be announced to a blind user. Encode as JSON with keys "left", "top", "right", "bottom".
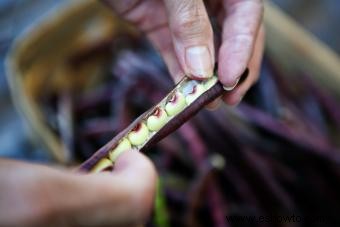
{"left": 103, "top": 0, "right": 264, "bottom": 106}
{"left": 0, "top": 151, "right": 157, "bottom": 227}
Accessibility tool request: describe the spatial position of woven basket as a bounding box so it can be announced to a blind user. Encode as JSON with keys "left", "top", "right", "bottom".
{"left": 5, "top": 0, "right": 128, "bottom": 163}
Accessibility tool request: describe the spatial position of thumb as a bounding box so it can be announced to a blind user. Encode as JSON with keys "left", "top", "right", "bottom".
{"left": 163, "top": 0, "right": 215, "bottom": 79}
{"left": 0, "top": 152, "right": 157, "bottom": 227}
{"left": 58, "top": 151, "right": 157, "bottom": 226}
{"left": 78, "top": 151, "right": 158, "bottom": 226}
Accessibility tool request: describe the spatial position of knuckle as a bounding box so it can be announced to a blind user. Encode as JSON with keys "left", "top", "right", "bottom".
{"left": 228, "top": 34, "right": 253, "bottom": 51}
{"left": 171, "top": 4, "right": 212, "bottom": 42}
{"left": 173, "top": 16, "right": 212, "bottom": 41}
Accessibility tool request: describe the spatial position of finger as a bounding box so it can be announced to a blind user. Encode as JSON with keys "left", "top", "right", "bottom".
{"left": 102, "top": 0, "right": 166, "bottom": 32}
{"left": 102, "top": 0, "right": 185, "bottom": 83}
{"left": 7, "top": 151, "right": 157, "bottom": 226}
{"left": 223, "top": 24, "right": 265, "bottom": 105}
{"left": 218, "top": 0, "right": 263, "bottom": 88}
{"left": 70, "top": 151, "right": 157, "bottom": 226}
{"left": 163, "top": 0, "right": 215, "bottom": 79}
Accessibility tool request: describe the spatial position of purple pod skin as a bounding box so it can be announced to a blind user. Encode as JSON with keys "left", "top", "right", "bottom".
{"left": 142, "top": 82, "right": 224, "bottom": 151}
{"left": 79, "top": 70, "right": 248, "bottom": 172}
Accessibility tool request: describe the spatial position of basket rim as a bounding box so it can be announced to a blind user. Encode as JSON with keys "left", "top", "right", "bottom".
{"left": 5, "top": 0, "right": 98, "bottom": 164}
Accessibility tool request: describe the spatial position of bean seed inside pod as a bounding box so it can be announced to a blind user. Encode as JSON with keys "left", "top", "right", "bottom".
{"left": 165, "top": 92, "right": 186, "bottom": 116}
{"left": 185, "top": 83, "right": 205, "bottom": 105}
{"left": 204, "top": 76, "right": 218, "bottom": 90}
{"left": 146, "top": 107, "right": 168, "bottom": 131}
{"left": 128, "top": 122, "right": 149, "bottom": 146}
{"left": 109, "top": 137, "right": 132, "bottom": 162}
{"left": 91, "top": 158, "right": 113, "bottom": 173}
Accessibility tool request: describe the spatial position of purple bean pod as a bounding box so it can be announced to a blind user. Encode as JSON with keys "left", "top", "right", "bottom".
{"left": 79, "top": 70, "right": 248, "bottom": 172}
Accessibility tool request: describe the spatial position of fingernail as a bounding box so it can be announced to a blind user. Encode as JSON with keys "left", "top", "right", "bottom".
{"left": 223, "top": 78, "right": 240, "bottom": 91}
{"left": 186, "top": 46, "right": 213, "bottom": 79}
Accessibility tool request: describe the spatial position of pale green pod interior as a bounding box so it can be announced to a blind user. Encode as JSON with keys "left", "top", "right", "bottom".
{"left": 109, "top": 137, "right": 132, "bottom": 162}
{"left": 91, "top": 158, "right": 113, "bottom": 173}
{"left": 128, "top": 123, "right": 150, "bottom": 146}
{"left": 146, "top": 108, "right": 169, "bottom": 131}
{"left": 204, "top": 75, "right": 218, "bottom": 90}
{"left": 185, "top": 83, "right": 206, "bottom": 105}
{"left": 92, "top": 75, "right": 219, "bottom": 172}
{"left": 165, "top": 92, "right": 187, "bottom": 116}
